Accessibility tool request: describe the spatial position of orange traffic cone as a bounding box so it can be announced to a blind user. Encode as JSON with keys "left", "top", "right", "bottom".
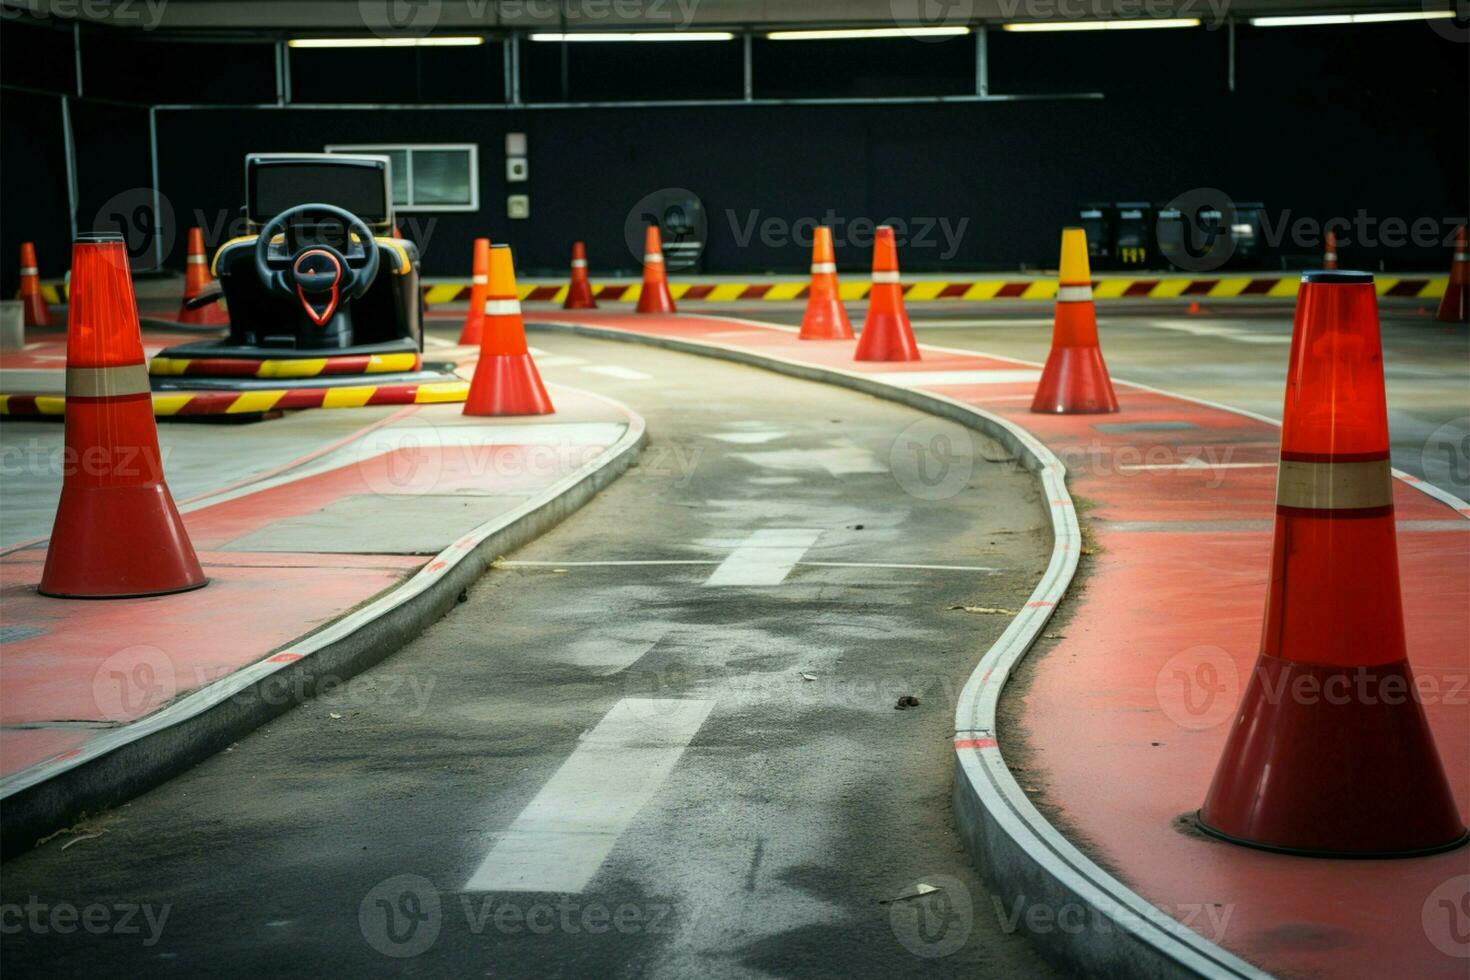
{"left": 1437, "top": 224, "right": 1468, "bottom": 324}
{"left": 177, "top": 227, "right": 228, "bottom": 326}
{"left": 798, "top": 226, "right": 853, "bottom": 341}
{"left": 854, "top": 226, "right": 919, "bottom": 361}
{"left": 459, "top": 237, "right": 491, "bottom": 345}
{"left": 636, "top": 225, "right": 676, "bottom": 314}
{"left": 40, "top": 233, "right": 206, "bottom": 599}
{"left": 1199, "top": 270, "right": 1467, "bottom": 857}
{"left": 463, "top": 244, "right": 554, "bottom": 417}
{"left": 564, "top": 241, "right": 597, "bottom": 310}
{"left": 1031, "top": 228, "right": 1118, "bottom": 414}
{"left": 16, "top": 241, "right": 50, "bottom": 328}
{"left": 1322, "top": 229, "right": 1338, "bottom": 270}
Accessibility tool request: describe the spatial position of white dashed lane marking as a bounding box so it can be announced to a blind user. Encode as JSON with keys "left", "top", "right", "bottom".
{"left": 580, "top": 365, "right": 653, "bottom": 381}
{"left": 703, "top": 528, "right": 823, "bottom": 586}
{"left": 463, "top": 698, "right": 715, "bottom": 894}
{"left": 732, "top": 446, "right": 885, "bottom": 476}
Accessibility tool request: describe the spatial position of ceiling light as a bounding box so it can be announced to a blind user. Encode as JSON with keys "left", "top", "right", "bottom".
{"left": 1250, "top": 11, "right": 1456, "bottom": 26}
{"left": 288, "top": 37, "right": 484, "bottom": 48}
{"left": 765, "top": 27, "right": 971, "bottom": 40}
{"left": 528, "top": 32, "right": 736, "bottom": 42}
{"left": 1003, "top": 18, "right": 1201, "bottom": 32}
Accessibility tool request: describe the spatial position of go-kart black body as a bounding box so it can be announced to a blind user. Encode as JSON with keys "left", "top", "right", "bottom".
{"left": 156, "top": 154, "right": 428, "bottom": 369}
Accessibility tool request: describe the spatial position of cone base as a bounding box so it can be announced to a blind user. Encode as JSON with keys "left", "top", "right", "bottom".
{"left": 1435, "top": 284, "right": 1467, "bottom": 324}
{"left": 565, "top": 282, "right": 597, "bottom": 310}
{"left": 1193, "top": 813, "right": 1468, "bottom": 860}
{"left": 40, "top": 484, "right": 207, "bottom": 599}
{"left": 20, "top": 293, "right": 50, "bottom": 328}
{"left": 854, "top": 312, "right": 920, "bottom": 361}
{"left": 464, "top": 353, "right": 555, "bottom": 417}
{"left": 799, "top": 299, "right": 854, "bottom": 341}
{"left": 636, "top": 284, "right": 676, "bottom": 315}
{"left": 1030, "top": 346, "right": 1119, "bottom": 414}
{"left": 1200, "top": 655, "right": 1467, "bottom": 856}
{"left": 458, "top": 316, "right": 484, "bottom": 347}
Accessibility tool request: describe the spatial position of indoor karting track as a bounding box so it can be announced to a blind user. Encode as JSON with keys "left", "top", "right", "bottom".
{"left": 3, "top": 294, "right": 1466, "bottom": 978}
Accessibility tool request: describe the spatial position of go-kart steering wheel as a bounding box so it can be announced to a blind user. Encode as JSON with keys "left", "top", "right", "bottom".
{"left": 254, "top": 203, "right": 381, "bottom": 327}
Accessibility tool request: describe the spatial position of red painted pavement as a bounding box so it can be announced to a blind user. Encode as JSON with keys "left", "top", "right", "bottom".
{"left": 533, "top": 310, "right": 1470, "bottom": 977}
{"left": 1, "top": 396, "right": 624, "bottom": 783}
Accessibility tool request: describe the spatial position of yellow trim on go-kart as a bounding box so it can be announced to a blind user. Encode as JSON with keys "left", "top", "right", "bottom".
{"left": 210, "top": 233, "right": 412, "bottom": 278}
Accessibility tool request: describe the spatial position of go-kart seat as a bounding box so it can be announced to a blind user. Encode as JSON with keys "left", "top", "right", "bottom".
{"left": 210, "top": 233, "right": 423, "bottom": 354}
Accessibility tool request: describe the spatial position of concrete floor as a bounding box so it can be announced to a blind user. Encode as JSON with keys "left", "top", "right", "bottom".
{"left": 0, "top": 333, "right": 1057, "bottom": 978}
{"left": 742, "top": 299, "right": 1470, "bottom": 500}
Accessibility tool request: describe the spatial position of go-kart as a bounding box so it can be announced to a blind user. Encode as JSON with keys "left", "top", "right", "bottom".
{"left": 151, "top": 154, "right": 456, "bottom": 397}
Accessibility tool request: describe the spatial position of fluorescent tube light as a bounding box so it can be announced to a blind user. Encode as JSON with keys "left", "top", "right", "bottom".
{"left": 288, "top": 37, "right": 484, "bottom": 48}
{"left": 765, "top": 27, "right": 971, "bottom": 40}
{"left": 1251, "top": 11, "right": 1456, "bottom": 26}
{"left": 1003, "top": 18, "right": 1201, "bottom": 32}
{"left": 528, "top": 32, "right": 736, "bottom": 42}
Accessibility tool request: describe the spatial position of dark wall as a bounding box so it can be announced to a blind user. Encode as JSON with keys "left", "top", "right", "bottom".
{"left": 157, "top": 85, "right": 1466, "bottom": 278}
{"left": 3, "top": 16, "right": 1466, "bottom": 287}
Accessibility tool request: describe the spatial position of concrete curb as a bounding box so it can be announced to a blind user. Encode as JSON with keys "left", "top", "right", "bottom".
{"left": 0, "top": 389, "right": 647, "bottom": 857}
{"left": 527, "top": 316, "right": 1272, "bottom": 979}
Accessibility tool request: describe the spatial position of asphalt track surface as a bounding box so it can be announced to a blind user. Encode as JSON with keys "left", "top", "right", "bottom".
{"left": 719, "top": 299, "right": 1467, "bottom": 498}
{"left": 0, "top": 333, "right": 1057, "bottom": 978}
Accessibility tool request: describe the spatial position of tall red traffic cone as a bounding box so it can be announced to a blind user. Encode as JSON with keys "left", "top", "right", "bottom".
{"left": 16, "top": 241, "right": 50, "bottom": 328}
{"left": 463, "top": 244, "right": 554, "bottom": 417}
{"left": 798, "top": 226, "right": 853, "bottom": 341}
{"left": 564, "top": 241, "right": 597, "bottom": 310}
{"left": 636, "top": 225, "right": 676, "bottom": 314}
{"left": 1322, "top": 229, "right": 1338, "bottom": 270}
{"left": 1199, "top": 270, "right": 1467, "bottom": 857}
{"left": 1031, "top": 228, "right": 1118, "bottom": 414}
{"left": 854, "top": 226, "right": 919, "bottom": 362}
{"left": 1437, "top": 224, "right": 1467, "bottom": 324}
{"left": 40, "top": 233, "right": 206, "bottom": 599}
{"left": 177, "top": 227, "right": 228, "bottom": 326}
{"left": 459, "top": 237, "right": 491, "bottom": 345}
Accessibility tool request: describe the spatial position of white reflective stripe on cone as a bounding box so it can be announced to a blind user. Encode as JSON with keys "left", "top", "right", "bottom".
{"left": 66, "top": 363, "right": 152, "bottom": 398}
{"left": 1275, "top": 458, "right": 1393, "bottom": 510}
{"left": 472, "top": 275, "right": 488, "bottom": 284}
{"left": 1057, "top": 285, "right": 1094, "bottom": 302}
{"left": 644, "top": 253, "right": 664, "bottom": 263}
{"left": 871, "top": 271, "right": 901, "bottom": 284}
{"left": 810, "top": 262, "right": 836, "bottom": 274}
{"left": 19, "top": 267, "right": 37, "bottom": 276}
{"left": 571, "top": 259, "right": 588, "bottom": 269}
{"left": 1455, "top": 252, "right": 1469, "bottom": 261}
{"left": 187, "top": 255, "right": 206, "bottom": 264}
{"left": 484, "top": 299, "right": 522, "bottom": 315}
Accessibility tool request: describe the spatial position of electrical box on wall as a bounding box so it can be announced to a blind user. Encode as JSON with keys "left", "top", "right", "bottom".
{"left": 506, "top": 132, "right": 528, "bottom": 182}
{"left": 507, "top": 195, "right": 530, "bottom": 220}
